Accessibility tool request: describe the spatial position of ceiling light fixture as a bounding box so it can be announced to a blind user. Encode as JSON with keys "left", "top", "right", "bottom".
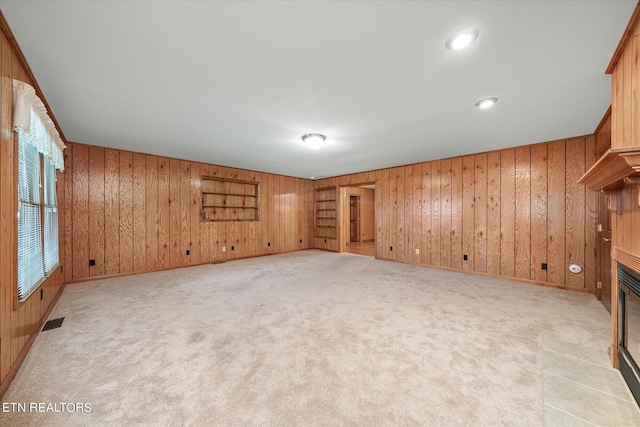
{"left": 301, "top": 133, "right": 326, "bottom": 150}
{"left": 445, "top": 28, "right": 479, "bottom": 50}
{"left": 475, "top": 97, "right": 498, "bottom": 109}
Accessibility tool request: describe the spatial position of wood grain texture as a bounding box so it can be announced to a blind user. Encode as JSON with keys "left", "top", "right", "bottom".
{"left": 585, "top": 135, "right": 597, "bottom": 292}
{"left": 118, "top": 151, "right": 133, "bottom": 274}
{"left": 132, "top": 153, "right": 146, "bottom": 272}
{"left": 157, "top": 157, "right": 170, "bottom": 269}
{"left": 451, "top": 158, "right": 463, "bottom": 270}
{"left": 89, "top": 146, "right": 105, "bottom": 277}
{"left": 396, "top": 167, "right": 405, "bottom": 262}
{"left": 486, "top": 151, "right": 501, "bottom": 276}
{"left": 382, "top": 168, "right": 391, "bottom": 259}
{"left": 412, "top": 164, "right": 422, "bottom": 264}
{"left": 440, "top": 159, "right": 452, "bottom": 268}
{"left": 63, "top": 146, "right": 73, "bottom": 282}
{"left": 104, "top": 149, "right": 120, "bottom": 275}
{"left": 181, "top": 161, "right": 191, "bottom": 265}
{"left": 431, "top": 161, "right": 441, "bottom": 266}
{"left": 514, "top": 146, "right": 531, "bottom": 280}
{"left": 462, "top": 156, "right": 475, "bottom": 270}
{"left": 404, "top": 166, "right": 413, "bottom": 263}
{"left": 420, "top": 163, "right": 432, "bottom": 265}
{"left": 169, "top": 158, "right": 181, "bottom": 268}
{"left": 530, "top": 144, "right": 548, "bottom": 283}
{"left": 500, "top": 149, "right": 515, "bottom": 277}
{"left": 474, "top": 154, "right": 487, "bottom": 273}
{"left": 565, "top": 138, "right": 586, "bottom": 289}
{"left": 547, "top": 141, "right": 566, "bottom": 286}
{"left": 72, "top": 144, "right": 89, "bottom": 280}
{"left": 145, "top": 155, "right": 159, "bottom": 271}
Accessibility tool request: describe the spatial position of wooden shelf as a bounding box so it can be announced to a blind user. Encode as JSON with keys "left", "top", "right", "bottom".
{"left": 578, "top": 147, "right": 640, "bottom": 191}
{"left": 314, "top": 187, "right": 337, "bottom": 239}
{"left": 202, "top": 192, "right": 258, "bottom": 197}
{"left": 201, "top": 176, "right": 260, "bottom": 221}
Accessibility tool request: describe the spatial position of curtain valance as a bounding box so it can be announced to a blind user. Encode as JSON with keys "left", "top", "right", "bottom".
{"left": 12, "top": 79, "right": 66, "bottom": 171}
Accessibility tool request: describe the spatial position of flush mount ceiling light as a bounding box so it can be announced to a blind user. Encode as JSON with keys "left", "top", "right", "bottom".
{"left": 445, "top": 28, "right": 479, "bottom": 50}
{"left": 475, "top": 97, "right": 498, "bottom": 109}
{"left": 301, "top": 133, "right": 326, "bottom": 150}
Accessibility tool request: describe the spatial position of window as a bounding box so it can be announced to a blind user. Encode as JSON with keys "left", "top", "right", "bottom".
{"left": 13, "top": 80, "right": 65, "bottom": 301}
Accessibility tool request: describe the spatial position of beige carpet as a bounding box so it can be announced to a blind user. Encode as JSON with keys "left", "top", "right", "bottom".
{"left": 2, "top": 250, "right": 611, "bottom": 426}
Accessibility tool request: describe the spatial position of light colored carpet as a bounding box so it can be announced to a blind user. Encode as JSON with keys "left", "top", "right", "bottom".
{"left": 2, "top": 250, "right": 611, "bottom": 426}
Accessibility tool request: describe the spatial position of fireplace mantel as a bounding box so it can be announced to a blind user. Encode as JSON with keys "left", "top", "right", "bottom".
{"left": 579, "top": 147, "right": 640, "bottom": 194}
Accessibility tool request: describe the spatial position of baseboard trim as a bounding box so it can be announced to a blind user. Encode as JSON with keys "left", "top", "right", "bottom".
{"left": 0, "top": 281, "right": 66, "bottom": 399}
{"left": 374, "top": 256, "right": 595, "bottom": 294}
{"left": 65, "top": 248, "right": 315, "bottom": 284}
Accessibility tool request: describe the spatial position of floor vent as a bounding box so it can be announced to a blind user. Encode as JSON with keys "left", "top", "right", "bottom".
{"left": 42, "top": 317, "right": 64, "bottom": 331}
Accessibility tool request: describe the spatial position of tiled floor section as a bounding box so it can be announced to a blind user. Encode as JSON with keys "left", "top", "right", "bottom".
{"left": 544, "top": 338, "right": 640, "bottom": 426}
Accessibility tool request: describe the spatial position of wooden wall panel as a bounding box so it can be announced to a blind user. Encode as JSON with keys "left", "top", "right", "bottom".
{"left": 72, "top": 144, "right": 89, "bottom": 280}
{"left": 132, "top": 153, "right": 146, "bottom": 272}
{"left": 421, "top": 162, "right": 431, "bottom": 265}
{"left": 565, "top": 137, "right": 586, "bottom": 289}
{"left": 0, "top": 23, "right": 66, "bottom": 395}
{"left": 486, "top": 151, "right": 501, "bottom": 276}
{"left": 451, "top": 158, "right": 463, "bottom": 270}
{"left": 63, "top": 142, "right": 313, "bottom": 283}
{"left": 514, "top": 147, "right": 531, "bottom": 280}
{"left": 474, "top": 154, "right": 487, "bottom": 273}
{"left": 462, "top": 156, "right": 475, "bottom": 270}
{"left": 89, "top": 146, "right": 105, "bottom": 277}
{"left": 104, "top": 149, "right": 120, "bottom": 275}
{"left": 584, "top": 135, "right": 597, "bottom": 292}
{"left": 530, "top": 144, "right": 548, "bottom": 283}
{"left": 145, "top": 155, "right": 159, "bottom": 271}
{"left": 440, "top": 159, "right": 452, "bottom": 268}
{"left": 547, "top": 141, "right": 566, "bottom": 286}
{"left": 500, "top": 149, "right": 515, "bottom": 277}
{"left": 313, "top": 136, "right": 596, "bottom": 292}
{"left": 157, "top": 158, "right": 170, "bottom": 269}
{"left": 119, "top": 151, "right": 133, "bottom": 274}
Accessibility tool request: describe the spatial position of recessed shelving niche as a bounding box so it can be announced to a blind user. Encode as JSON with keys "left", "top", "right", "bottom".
{"left": 201, "top": 176, "right": 260, "bottom": 221}
{"left": 315, "top": 186, "right": 337, "bottom": 239}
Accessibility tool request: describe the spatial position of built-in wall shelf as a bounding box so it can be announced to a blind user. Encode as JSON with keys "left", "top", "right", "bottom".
{"left": 315, "top": 186, "right": 337, "bottom": 239}
{"left": 201, "top": 176, "right": 260, "bottom": 221}
{"left": 578, "top": 147, "right": 640, "bottom": 192}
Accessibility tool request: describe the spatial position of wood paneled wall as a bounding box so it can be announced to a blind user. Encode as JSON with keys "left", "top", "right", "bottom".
{"left": 63, "top": 142, "right": 314, "bottom": 282}
{"left": 0, "top": 21, "right": 66, "bottom": 395}
{"left": 610, "top": 8, "right": 640, "bottom": 150}
{"left": 315, "top": 137, "right": 598, "bottom": 291}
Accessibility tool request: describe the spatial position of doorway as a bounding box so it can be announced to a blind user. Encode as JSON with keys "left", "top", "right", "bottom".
{"left": 340, "top": 184, "right": 375, "bottom": 256}
{"left": 350, "top": 196, "right": 360, "bottom": 243}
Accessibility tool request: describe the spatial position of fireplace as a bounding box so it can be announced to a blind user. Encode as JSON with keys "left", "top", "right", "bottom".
{"left": 618, "top": 264, "right": 640, "bottom": 405}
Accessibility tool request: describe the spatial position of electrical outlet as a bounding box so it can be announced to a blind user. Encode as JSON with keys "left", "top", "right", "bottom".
{"left": 268, "top": 242, "right": 270, "bottom": 247}
{"left": 463, "top": 254, "right": 468, "bottom": 261}
{"left": 186, "top": 250, "right": 190, "bottom": 255}
{"left": 597, "top": 281, "right": 603, "bottom": 289}
{"left": 597, "top": 224, "right": 603, "bottom": 232}
{"left": 231, "top": 246, "right": 235, "bottom": 251}
{"left": 390, "top": 246, "right": 393, "bottom": 251}
{"left": 324, "top": 239, "right": 327, "bottom": 243}
{"left": 222, "top": 246, "right": 226, "bottom": 252}
{"left": 89, "top": 259, "right": 96, "bottom": 266}
{"left": 415, "top": 249, "right": 420, "bottom": 255}
{"left": 542, "top": 263, "right": 547, "bottom": 270}
{"left": 300, "top": 239, "right": 302, "bottom": 243}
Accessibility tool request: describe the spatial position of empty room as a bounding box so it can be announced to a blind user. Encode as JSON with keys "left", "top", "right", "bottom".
{"left": 2, "top": 1, "right": 640, "bottom": 425}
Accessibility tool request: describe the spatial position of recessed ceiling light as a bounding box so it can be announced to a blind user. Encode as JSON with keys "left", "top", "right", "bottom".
{"left": 301, "top": 133, "right": 326, "bottom": 150}
{"left": 446, "top": 28, "right": 479, "bottom": 50}
{"left": 475, "top": 97, "right": 498, "bottom": 109}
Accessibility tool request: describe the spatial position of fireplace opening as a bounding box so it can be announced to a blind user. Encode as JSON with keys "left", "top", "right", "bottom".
{"left": 618, "top": 264, "right": 640, "bottom": 405}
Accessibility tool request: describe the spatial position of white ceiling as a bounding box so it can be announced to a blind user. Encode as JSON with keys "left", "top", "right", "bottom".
{"left": 1, "top": 1, "right": 636, "bottom": 179}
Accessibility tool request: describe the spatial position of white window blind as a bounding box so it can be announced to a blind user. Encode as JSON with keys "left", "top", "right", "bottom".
{"left": 17, "top": 135, "right": 44, "bottom": 300}
{"left": 13, "top": 79, "right": 65, "bottom": 301}
{"left": 43, "top": 158, "right": 59, "bottom": 275}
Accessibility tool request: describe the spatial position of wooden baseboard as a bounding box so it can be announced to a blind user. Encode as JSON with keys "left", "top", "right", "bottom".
{"left": 375, "top": 256, "right": 595, "bottom": 294}
{"left": 65, "top": 248, "right": 315, "bottom": 284}
{"left": 0, "top": 281, "right": 66, "bottom": 399}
